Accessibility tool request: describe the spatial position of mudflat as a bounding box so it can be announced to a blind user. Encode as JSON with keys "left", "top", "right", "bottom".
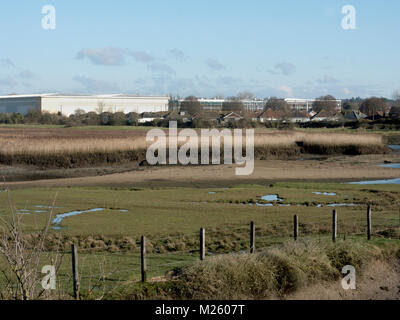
{"left": 5, "top": 152, "right": 400, "bottom": 189}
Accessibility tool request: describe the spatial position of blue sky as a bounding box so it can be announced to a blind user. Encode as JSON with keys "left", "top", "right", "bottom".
{"left": 0, "top": 0, "right": 399, "bottom": 99}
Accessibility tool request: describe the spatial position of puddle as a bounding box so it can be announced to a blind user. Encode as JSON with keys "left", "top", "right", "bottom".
{"left": 34, "top": 205, "right": 62, "bottom": 209}
{"left": 119, "top": 209, "right": 129, "bottom": 212}
{"left": 326, "top": 203, "right": 356, "bottom": 207}
{"left": 17, "top": 209, "right": 32, "bottom": 215}
{"left": 52, "top": 226, "right": 66, "bottom": 230}
{"left": 380, "top": 163, "right": 400, "bottom": 169}
{"left": 261, "top": 195, "right": 281, "bottom": 201}
{"left": 313, "top": 192, "right": 337, "bottom": 196}
{"left": 256, "top": 203, "right": 274, "bottom": 207}
{"left": 389, "top": 145, "right": 400, "bottom": 151}
{"left": 348, "top": 178, "right": 400, "bottom": 185}
{"left": 209, "top": 192, "right": 216, "bottom": 195}
{"left": 52, "top": 208, "right": 105, "bottom": 227}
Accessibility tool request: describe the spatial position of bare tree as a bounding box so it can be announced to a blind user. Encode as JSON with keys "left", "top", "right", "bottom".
{"left": 265, "top": 98, "right": 292, "bottom": 119}
{"left": 359, "top": 97, "right": 387, "bottom": 118}
{"left": 222, "top": 97, "right": 244, "bottom": 112}
{"left": 180, "top": 96, "right": 203, "bottom": 115}
{"left": 0, "top": 190, "right": 63, "bottom": 300}
{"left": 237, "top": 91, "right": 255, "bottom": 100}
{"left": 312, "top": 95, "right": 338, "bottom": 113}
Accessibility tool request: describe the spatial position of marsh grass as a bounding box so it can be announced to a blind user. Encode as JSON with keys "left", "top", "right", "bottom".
{"left": 0, "top": 129, "right": 389, "bottom": 168}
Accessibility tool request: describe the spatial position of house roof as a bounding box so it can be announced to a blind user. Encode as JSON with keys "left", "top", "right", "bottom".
{"left": 258, "top": 108, "right": 278, "bottom": 119}
{"left": 221, "top": 112, "right": 243, "bottom": 120}
{"left": 291, "top": 110, "right": 310, "bottom": 119}
{"left": 344, "top": 110, "right": 367, "bottom": 121}
{"left": 313, "top": 109, "right": 336, "bottom": 118}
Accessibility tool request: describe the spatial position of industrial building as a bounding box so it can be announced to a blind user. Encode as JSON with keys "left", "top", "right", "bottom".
{"left": 169, "top": 98, "right": 267, "bottom": 112}
{"left": 0, "top": 94, "right": 170, "bottom": 116}
{"left": 284, "top": 98, "right": 342, "bottom": 112}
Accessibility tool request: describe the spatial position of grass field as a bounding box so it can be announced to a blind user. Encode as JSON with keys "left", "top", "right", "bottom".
{"left": 1, "top": 182, "right": 399, "bottom": 248}
{"left": 1, "top": 176, "right": 399, "bottom": 299}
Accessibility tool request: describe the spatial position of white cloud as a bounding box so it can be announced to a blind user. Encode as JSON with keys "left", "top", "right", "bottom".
{"left": 76, "top": 47, "right": 126, "bottom": 66}
{"left": 73, "top": 76, "right": 119, "bottom": 92}
{"left": 148, "top": 63, "right": 176, "bottom": 74}
{"left": 206, "top": 58, "right": 225, "bottom": 71}
{"left": 168, "top": 49, "right": 185, "bottom": 61}
{"left": 128, "top": 50, "right": 154, "bottom": 63}
{"left": 269, "top": 62, "right": 296, "bottom": 76}
{"left": 317, "top": 75, "right": 340, "bottom": 84}
{"left": 19, "top": 70, "right": 35, "bottom": 79}
{"left": 0, "top": 58, "right": 15, "bottom": 68}
{"left": 278, "top": 85, "right": 293, "bottom": 97}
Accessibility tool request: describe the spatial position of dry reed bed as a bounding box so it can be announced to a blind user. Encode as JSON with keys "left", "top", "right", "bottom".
{"left": 0, "top": 130, "right": 388, "bottom": 168}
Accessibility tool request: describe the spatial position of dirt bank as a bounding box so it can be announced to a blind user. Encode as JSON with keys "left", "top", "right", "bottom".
{"left": 5, "top": 153, "right": 400, "bottom": 189}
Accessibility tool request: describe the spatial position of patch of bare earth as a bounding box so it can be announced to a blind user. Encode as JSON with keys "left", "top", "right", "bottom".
{"left": 286, "top": 259, "right": 400, "bottom": 300}
{"left": 5, "top": 153, "right": 400, "bottom": 189}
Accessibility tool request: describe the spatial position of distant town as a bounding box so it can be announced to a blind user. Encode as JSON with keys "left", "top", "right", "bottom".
{"left": 0, "top": 92, "right": 399, "bottom": 127}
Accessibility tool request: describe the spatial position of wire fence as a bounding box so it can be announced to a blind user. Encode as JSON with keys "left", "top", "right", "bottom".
{"left": 6, "top": 205, "right": 394, "bottom": 299}
{"left": 44, "top": 204, "right": 400, "bottom": 299}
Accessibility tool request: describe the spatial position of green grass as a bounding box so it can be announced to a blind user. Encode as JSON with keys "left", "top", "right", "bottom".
{"left": 1, "top": 182, "right": 399, "bottom": 242}
{"left": 0, "top": 181, "right": 399, "bottom": 299}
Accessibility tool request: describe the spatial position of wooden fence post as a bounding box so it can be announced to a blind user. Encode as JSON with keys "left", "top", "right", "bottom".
{"left": 332, "top": 210, "right": 337, "bottom": 242}
{"left": 367, "top": 205, "right": 372, "bottom": 240}
{"left": 141, "top": 236, "right": 147, "bottom": 282}
{"left": 200, "top": 228, "right": 205, "bottom": 260}
{"left": 250, "top": 221, "right": 255, "bottom": 253}
{"left": 294, "top": 215, "right": 298, "bottom": 241}
{"left": 71, "top": 244, "right": 80, "bottom": 300}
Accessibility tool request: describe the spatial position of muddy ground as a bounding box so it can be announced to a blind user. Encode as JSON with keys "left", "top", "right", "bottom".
{"left": 3, "top": 151, "right": 400, "bottom": 189}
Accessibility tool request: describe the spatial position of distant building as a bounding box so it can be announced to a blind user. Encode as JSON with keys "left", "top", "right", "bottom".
{"left": 170, "top": 97, "right": 341, "bottom": 113}
{"left": 218, "top": 112, "right": 243, "bottom": 124}
{"left": 290, "top": 111, "right": 311, "bottom": 123}
{"left": 0, "top": 94, "right": 169, "bottom": 116}
{"left": 169, "top": 98, "right": 267, "bottom": 112}
{"left": 285, "top": 98, "right": 342, "bottom": 112}
{"left": 312, "top": 110, "right": 344, "bottom": 122}
{"left": 257, "top": 108, "right": 281, "bottom": 122}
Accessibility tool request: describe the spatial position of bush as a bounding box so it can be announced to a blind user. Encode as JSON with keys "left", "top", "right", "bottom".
{"left": 110, "top": 112, "right": 127, "bottom": 126}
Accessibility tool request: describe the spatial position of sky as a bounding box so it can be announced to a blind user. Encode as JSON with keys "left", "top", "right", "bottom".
{"left": 0, "top": 0, "right": 399, "bottom": 99}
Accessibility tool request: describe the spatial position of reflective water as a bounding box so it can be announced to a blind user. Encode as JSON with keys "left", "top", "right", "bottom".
{"left": 349, "top": 178, "right": 400, "bottom": 185}
{"left": 326, "top": 203, "right": 356, "bottom": 207}
{"left": 389, "top": 145, "right": 400, "bottom": 151}
{"left": 380, "top": 163, "right": 400, "bottom": 169}
{"left": 256, "top": 203, "right": 274, "bottom": 207}
{"left": 261, "top": 195, "right": 280, "bottom": 201}
{"left": 52, "top": 208, "right": 105, "bottom": 225}
{"left": 312, "top": 192, "right": 337, "bottom": 196}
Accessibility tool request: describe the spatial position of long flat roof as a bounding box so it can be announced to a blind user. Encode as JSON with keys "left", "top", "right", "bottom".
{"left": 0, "top": 93, "right": 169, "bottom": 99}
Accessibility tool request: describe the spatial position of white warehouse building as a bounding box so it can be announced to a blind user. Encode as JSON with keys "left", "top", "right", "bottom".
{"left": 0, "top": 94, "right": 170, "bottom": 116}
